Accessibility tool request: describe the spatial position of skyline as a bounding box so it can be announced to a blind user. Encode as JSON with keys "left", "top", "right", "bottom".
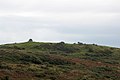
{"left": 0, "top": 0, "right": 120, "bottom": 47}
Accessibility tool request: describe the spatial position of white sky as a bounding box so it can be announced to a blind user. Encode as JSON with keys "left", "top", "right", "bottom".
{"left": 0, "top": 0, "right": 120, "bottom": 47}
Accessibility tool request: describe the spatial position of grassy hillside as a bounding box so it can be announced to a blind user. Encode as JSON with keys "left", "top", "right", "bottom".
{"left": 0, "top": 41, "right": 120, "bottom": 80}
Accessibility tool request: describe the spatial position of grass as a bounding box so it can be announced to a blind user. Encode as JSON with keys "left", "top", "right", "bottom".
{"left": 0, "top": 41, "right": 120, "bottom": 80}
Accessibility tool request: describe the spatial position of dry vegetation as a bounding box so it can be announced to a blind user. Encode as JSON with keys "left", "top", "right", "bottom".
{"left": 0, "top": 41, "right": 120, "bottom": 80}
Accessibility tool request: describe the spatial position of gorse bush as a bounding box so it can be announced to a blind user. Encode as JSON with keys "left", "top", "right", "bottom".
{"left": 20, "top": 54, "right": 42, "bottom": 64}
{"left": 0, "top": 76, "right": 10, "bottom": 80}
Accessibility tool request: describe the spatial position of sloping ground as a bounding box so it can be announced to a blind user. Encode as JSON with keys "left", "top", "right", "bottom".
{"left": 0, "top": 42, "right": 120, "bottom": 80}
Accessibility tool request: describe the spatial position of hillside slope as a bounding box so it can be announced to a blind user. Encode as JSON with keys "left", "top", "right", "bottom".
{"left": 0, "top": 41, "right": 120, "bottom": 80}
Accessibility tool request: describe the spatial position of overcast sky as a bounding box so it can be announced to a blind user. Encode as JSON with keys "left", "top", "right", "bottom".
{"left": 0, "top": 0, "right": 120, "bottom": 47}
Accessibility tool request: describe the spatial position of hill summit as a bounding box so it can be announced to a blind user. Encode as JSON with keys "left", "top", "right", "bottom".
{"left": 0, "top": 41, "right": 120, "bottom": 80}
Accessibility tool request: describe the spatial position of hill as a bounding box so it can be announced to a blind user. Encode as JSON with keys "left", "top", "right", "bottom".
{"left": 0, "top": 41, "right": 120, "bottom": 80}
